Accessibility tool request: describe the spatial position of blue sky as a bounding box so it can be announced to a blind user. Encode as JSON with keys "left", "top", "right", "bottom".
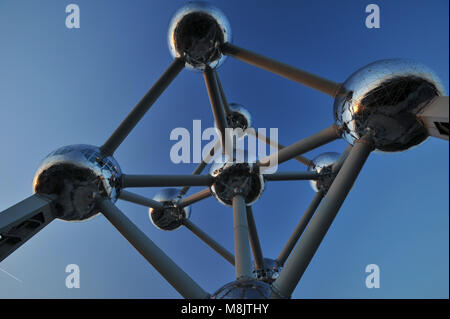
{"left": 0, "top": 0, "right": 448, "bottom": 298}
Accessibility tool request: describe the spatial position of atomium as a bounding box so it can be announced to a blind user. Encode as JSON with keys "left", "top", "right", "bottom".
{"left": 33, "top": 144, "right": 121, "bottom": 221}
{"left": 308, "top": 152, "right": 340, "bottom": 192}
{"left": 334, "top": 59, "right": 445, "bottom": 152}
{"left": 149, "top": 188, "right": 191, "bottom": 231}
{"left": 168, "top": 1, "right": 231, "bottom": 70}
{"left": 0, "top": 2, "right": 447, "bottom": 300}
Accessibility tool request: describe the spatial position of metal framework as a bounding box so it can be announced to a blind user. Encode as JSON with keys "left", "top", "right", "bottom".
{"left": 0, "top": 3, "right": 448, "bottom": 299}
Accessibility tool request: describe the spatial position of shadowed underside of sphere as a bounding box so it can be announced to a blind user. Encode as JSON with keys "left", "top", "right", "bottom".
{"left": 211, "top": 280, "right": 271, "bottom": 299}
{"left": 308, "top": 152, "right": 340, "bottom": 192}
{"left": 210, "top": 161, "right": 264, "bottom": 206}
{"left": 334, "top": 59, "right": 444, "bottom": 152}
{"left": 227, "top": 103, "right": 252, "bottom": 134}
{"left": 33, "top": 145, "right": 121, "bottom": 222}
{"left": 149, "top": 188, "right": 190, "bottom": 231}
{"left": 168, "top": 2, "right": 231, "bottom": 70}
{"left": 253, "top": 258, "right": 282, "bottom": 284}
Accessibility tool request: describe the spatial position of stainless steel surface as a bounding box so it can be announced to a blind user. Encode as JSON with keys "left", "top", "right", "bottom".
{"left": 168, "top": 2, "right": 231, "bottom": 70}
{"left": 232, "top": 194, "right": 253, "bottom": 280}
{"left": 33, "top": 144, "right": 122, "bottom": 221}
{"left": 272, "top": 137, "right": 373, "bottom": 298}
{"left": 211, "top": 279, "right": 271, "bottom": 299}
{"left": 209, "top": 160, "right": 265, "bottom": 206}
{"left": 334, "top": 59, "right": 445, "bottom": 152}
{"left": 308, "top": 152, "right": 340, "bottom": 192}
{"left": 253, "top": 258, "right": 282, "bottom": 284}
{"left": 149, "top": 188, "right": 191, "bottom": 231}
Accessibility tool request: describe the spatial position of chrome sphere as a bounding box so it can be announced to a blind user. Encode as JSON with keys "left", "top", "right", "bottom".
{"left": 33, "top": 144, "right": 121, "bottom": 222}
{"left": 334, "top": 59, "right": 444, "bottom": 152}
{"left": 168, "top": 1, "right": 231, "bottom": 70}
{"left": 211, "top": 280, "right": 271, "bottom": 299}
{"left": 149, "top": 188, "right": 191, "bottom": 231}
{"left": 308, "top": 152, "right": 340, "bottom": 192}
{"left": 227, "top": 103, "right": 252, "bottom": 137}
{"left": 253, "top": 258, "right": 282, "bottom": 284}
{"left": 209, "top": 154, "right": 264, "bottom": 206}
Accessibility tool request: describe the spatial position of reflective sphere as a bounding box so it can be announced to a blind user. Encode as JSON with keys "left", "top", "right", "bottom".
{"left": 149, "top": 188, "right": 191, "bottom": 231}
{"left": 334, "top": 59, "right": 444, "bottom": 152}
{"left": 253, "top": 258, "right": 282, "bottom": 284}
{"left": 168, "top": 1, "right": 231, "bottom": 70}
{"left": 308, "top": 152, "right": 340, "bottom": 192}
{"left": 209, "top": 153, "right": 264, "bottom": 206}
{"left": 33, "top": 145, "right": 121, "bottom": 222}
{"left": 211, "top": 280, "right": 271, "bottom": 299}
{"left": 227, "top": 103, "right": 252, "bottom": 137}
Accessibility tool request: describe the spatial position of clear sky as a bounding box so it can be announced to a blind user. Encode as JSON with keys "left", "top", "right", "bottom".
{"left": 0, "top": 0, "right": 448, "bottom": 298}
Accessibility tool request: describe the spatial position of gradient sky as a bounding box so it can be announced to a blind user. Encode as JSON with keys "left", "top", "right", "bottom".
{"left": 0, "top": 0, "right": 448, "bottom": 298}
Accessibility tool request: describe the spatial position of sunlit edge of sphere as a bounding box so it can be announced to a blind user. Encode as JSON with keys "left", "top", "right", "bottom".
{"left": 32, "top": 144, "right": 122, "bottom": 222}
{"left": 167, "top": 1, "right": 232, "bottom": 71}
{"left": 209, "top": 159, "right": 265, "bottom": 207}
{"left": 307, "top": 152, "right": 340, "bottom": 192}
{"left": 334, "top": 59, "right": 446, "bottom": 153}
{"left": 148, "top": 188, "right": 191, "bottom": 231}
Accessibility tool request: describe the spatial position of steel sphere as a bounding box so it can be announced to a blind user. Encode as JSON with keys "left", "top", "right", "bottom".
{"left": 308, "top": 152, "right": 340, "bottom": 192}
{"left": 227, "top": 103, "right": 252, "bottom": 137}
{"left": 334, "top": 59, "right": 444, "bottom": 152}
{"left": 209, "top": 152, "right": 264, "bottom": 206}
{"left": 149, "top": 188, "right": 191, "bottom": 231}
{"left": 253, "top": 258, "right": 282, "bottom": 283}
{"left": 33, "top": 144, "right": 122, "bottom": 222}
{"left": 168, "top": 1, "right": 231, "bottom": 70}
{"left": 211, "top": 280, "right": 271, "bottom": 299}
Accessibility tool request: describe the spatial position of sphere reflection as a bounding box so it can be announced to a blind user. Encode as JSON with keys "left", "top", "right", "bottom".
{"left": 334, "top": 59, "right": 444, "bottom": 152}
{"left": 211, "top": 280, "right": 271, "bottom": 299}
{"left": 33, "top": 144, "right": 122, "bottom": 222}
{"left": 227, "top": 103, "right": 252, "bottom": 137}
{"left": 253, "top": 258, "right": 282, "bottom": 283}
{"left": 168, "top": 1, "right": 231, "bottom": 70}
{"left": 209, "top": 151, "right": 264, "bottom": 206}
{"left": 149, "top": 188, "right": 191, "bottom": 231}
{"left": 308, "top": 152, "right": 340, "bottom": 192}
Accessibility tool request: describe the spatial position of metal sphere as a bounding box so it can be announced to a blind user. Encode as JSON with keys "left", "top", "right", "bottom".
{"left": 149, "top": 188, "right": 191, "bottom": 231}
{"left": 168, "top": 1, "right": 231, "bottom": 70}
{"left": 33, "top": 144, "right": 122, "bottom": 222}
{"left": 253, "top": 258, "right": 282, "bottom": 284}
{"left": 227, "top": 103, "right": 252, "bottom": 137}
{"left": 209, "top": 154, "right": 264, "bottom": 206}
{"left": 308, "top": 152, "right": 340, "bottom": 192}
{"left": 211, "top": 280, "right": 271, "bottom": 299}
{"left": 334, "top": 59, "right": 444, "bottom": 152}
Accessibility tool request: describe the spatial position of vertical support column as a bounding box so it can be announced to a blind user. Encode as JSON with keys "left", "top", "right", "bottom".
{"left": 232, "top": 192, "right": 253, "bottom": 280}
